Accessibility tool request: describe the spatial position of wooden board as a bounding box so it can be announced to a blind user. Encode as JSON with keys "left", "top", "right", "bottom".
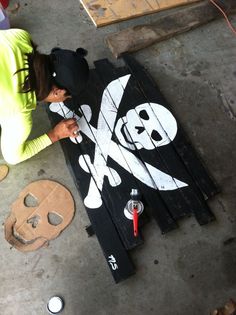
{"left": 0, "top": 164, "right": 9, "bottom": 182}
{"left": 47, "top": 54, "right": 218, "bottom": 282}
{"left": 80, "top": 0, "right": 201, "bottom": 27}
{"left": 105, "top": 0, "right": 236, "bottom": 57}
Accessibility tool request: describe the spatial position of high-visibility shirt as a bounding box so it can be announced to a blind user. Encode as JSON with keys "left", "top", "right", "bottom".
{"left": 0, "top": 29, "right": 51, "bottom": 164}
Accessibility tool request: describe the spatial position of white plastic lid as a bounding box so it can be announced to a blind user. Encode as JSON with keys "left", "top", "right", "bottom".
{"left": 47, "top": 296, "right": 64, "bottom": 314}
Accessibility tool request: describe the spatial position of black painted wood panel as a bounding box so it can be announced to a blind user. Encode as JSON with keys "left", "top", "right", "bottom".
{"left": 47, "top": 54, "right": 218, "bottom": 282}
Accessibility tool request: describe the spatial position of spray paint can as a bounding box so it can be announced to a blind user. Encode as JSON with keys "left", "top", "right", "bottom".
{"left": 124, "top": 189, "right": 144, "bottom": 237}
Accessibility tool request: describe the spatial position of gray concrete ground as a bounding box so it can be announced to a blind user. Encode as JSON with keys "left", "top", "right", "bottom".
{"left": 0, "top": 1, "right": 236, "bottom": 314}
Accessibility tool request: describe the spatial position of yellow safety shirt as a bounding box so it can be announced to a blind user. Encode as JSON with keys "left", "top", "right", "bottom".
{"left": 0, "top": 29, "right": 51, "bottom": 165}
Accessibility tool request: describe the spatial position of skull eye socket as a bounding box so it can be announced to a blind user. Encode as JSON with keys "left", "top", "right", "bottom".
{"left": 24, "top": 194, "right": 39, "bottom": 207}
{"left": 139, "top": 110, "right": 149, "bottom": 120}
{"left": 151, "top": 130, "right": 162, "bottom": 141}
{"left": 47, "top": 212, "right": 63, "bottom": 226}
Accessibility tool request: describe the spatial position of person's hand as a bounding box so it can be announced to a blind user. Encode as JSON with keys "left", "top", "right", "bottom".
{"left": 47, "top": 118, "right": 80, "bottom": 143}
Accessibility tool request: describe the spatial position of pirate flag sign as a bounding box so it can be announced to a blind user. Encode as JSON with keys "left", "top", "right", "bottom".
{"left": 47, "top": 54, "right": 218, "bottom": 283}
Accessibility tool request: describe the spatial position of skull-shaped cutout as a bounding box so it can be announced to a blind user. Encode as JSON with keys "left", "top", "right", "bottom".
{"left": 4, "top": 180, "right": 75, "bottom": 252}
{"left": 115, "top": 103, "right": 177, "bottom": 150}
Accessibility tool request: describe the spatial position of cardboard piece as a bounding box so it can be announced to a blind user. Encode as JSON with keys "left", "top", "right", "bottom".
{"left": 211, "top": 299, "right": 236, "bottom": 315}
{"left": 0, "top": 164, "right": 9, "bottom": 182}
{"left": 4, "top": 180, "right": 75, "bottom": 252}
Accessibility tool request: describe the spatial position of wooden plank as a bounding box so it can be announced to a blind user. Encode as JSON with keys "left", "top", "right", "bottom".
{"left": 105, "top": 0, "right": 236, "bottom": 57}
{"left": 80, "top": 0, "right": 201, "bottom": 27}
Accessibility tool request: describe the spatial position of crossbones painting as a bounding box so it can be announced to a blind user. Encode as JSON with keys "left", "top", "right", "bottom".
{"left": 47, "top": 56, "right": 217, "bottom": 283}
{"left": 50, "top": 75, "right": 188, "bottom": 209}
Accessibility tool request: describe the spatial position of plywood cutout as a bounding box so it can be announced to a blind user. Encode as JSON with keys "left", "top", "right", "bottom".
{"left": 4, "top": 180, "right": 75, "bottom": 252}
{"left": 0, "top": 164, "right": 9, "bottom": 182}
{"left": 80, "top": 0, "right": 201, "bottom": 27}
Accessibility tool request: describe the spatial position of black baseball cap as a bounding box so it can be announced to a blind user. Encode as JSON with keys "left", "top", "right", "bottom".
{"left": 50, "top": 47, "right": 89, "bottom": 97}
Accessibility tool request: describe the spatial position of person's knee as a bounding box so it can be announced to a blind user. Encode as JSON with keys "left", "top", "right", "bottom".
{"left": 2, "top": 151, "right": 21, "bottom": 165}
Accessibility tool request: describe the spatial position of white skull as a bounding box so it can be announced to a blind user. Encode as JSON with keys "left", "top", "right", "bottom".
{"left": 115, "top": 103, "right": 178, "bottom": 150}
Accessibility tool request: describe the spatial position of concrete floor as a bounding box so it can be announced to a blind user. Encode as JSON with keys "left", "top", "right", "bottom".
{"left": 0, "top": 1, "right": 236, "bottom": 314}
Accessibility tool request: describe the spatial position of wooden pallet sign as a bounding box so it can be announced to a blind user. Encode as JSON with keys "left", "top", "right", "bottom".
{"left": 47, "top": 54, "right": 218, "bottom": 283}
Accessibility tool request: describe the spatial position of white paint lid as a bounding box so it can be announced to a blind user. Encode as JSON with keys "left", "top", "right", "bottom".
{"left": 47, "top": 296, "right": 64, "bottom": 314}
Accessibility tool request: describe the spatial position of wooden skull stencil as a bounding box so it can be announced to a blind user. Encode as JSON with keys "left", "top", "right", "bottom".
{"left": 4, "top": 180, "right": 75, "bottom": 252}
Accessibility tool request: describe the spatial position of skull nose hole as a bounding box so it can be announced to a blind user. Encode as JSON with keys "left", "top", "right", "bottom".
{"left": 47, "top": 212, "right": 63, "bottom": 226}
{"left": 24, "top": 194, "right": 39, "bottom": 207}
{"left": 135, "top": 126, "right": 145, "bottom": 134}
{"left": 151, "top": 130, "right": 162, "bottom": 141}
{"left": 27, "top": 215, "right": 40, "bottom": 228}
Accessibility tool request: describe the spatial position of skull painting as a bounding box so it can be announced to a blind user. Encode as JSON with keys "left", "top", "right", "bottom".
{"left": 4, "top": 180, "right": 75, "bottom": 252}
{"left": 115, "top": 103, "right": 178, "bottom": 150}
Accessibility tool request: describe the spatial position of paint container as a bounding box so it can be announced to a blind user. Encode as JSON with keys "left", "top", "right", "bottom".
{"left": 124, "top": 189, "right": 144, "bottom": 237}
{"left": 47, "top": 296, "right": 64, "bottom": 314}
{"left": 124, "top": 189, "right": 144, "bottom": 220}
{"left": 0, "top": 6, "right": 10, "bottom": 29}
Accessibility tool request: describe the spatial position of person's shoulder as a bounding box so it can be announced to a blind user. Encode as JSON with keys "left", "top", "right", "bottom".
{"left": 8, "top": 28, "right": 31, "bottom": 40}
{"left": 0, "top": 28, "right": 31, "bottom": 43}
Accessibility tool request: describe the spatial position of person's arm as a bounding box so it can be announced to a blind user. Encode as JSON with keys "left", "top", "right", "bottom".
{"left": 0, "top": 111, "right": 80, "bottom": 165}
{"left": 0, "top": 112, "right": 51, "bottom": 165}
{"left": 47, "top": 118, "right": 79, "bottom": 143}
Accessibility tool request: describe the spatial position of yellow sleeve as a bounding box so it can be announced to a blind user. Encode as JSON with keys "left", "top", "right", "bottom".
{"left": 0, "top": 111, "right": 52, "bottom": 165}
{"left": 0, "top": 29, "right": 36, "bottom": 114}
